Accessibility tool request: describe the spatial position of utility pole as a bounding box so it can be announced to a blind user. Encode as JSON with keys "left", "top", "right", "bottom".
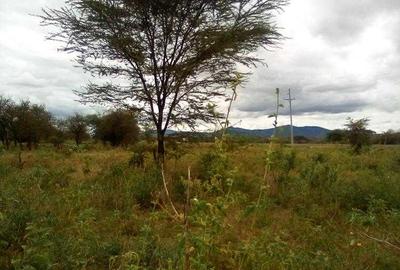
{"left": 284, "top": 89, "right": 295, "bottom": 145}
{"left": 273, "top": 88, "right": 280, "bottom": 137}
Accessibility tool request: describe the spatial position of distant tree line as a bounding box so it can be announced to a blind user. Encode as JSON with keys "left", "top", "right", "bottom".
{"left": 326, "top": 118, "right": 400, "bottom": 151}
{"left": 0, "top": 96, "right": 140, "bottom": 150}
{"left": 326, "top": 128, "right": 400, "bottom": 145}
{"left": 2, "top": 96, "right": 399, "bottom": 151}
{"left": 372, "top": 130, "right": 400, "bottom": 145}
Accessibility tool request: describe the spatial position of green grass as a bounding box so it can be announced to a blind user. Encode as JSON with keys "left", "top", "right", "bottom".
{"left": 0, "top": 142, "right": 399, "bottom": 269}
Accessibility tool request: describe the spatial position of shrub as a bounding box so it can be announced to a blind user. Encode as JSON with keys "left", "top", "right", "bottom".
{"left": 300, "top": 161, "right": 337, "bottom": 189}
{"left": 334, "top": 171, "right": 400, "bottom": 211}
{"left": 198, "top": 150, "right": 229, "bottom": 182}
{"left": 130, "top": 167, "right": 162, "bottom": 209}
{"left": 129, "top": 141, "right": 154, "bottom": 168}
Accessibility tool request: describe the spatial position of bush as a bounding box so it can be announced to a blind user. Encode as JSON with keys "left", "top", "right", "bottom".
{"left": 198, "top": 150, "right": 229, "bottom": 182}
{"left": 300, "top": 155, "right": 337, "bottom": 189}
{"left": 334, "top": 171, "right": 400, "bottom": 211}
{"left": 130, "top": 167, "right": 162, "bottom": 209}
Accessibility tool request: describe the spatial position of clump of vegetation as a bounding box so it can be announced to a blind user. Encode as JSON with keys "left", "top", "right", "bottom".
{"left": 326, "top": 129, "right": 347, "bottom": 143}
{"left": 345, "top": 117, "right": 372, "bottom": 154}
{"left": 0, "top": 98, "right": 53, "bottom": 150}
{"left": 95, "top": 110, "right": 140, "bottom": 147}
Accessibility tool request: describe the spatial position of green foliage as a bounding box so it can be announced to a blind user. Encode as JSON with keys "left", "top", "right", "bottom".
{"left": 198, "top": 150, "right": 229, "bottom": 182}
{"left": 95, "top": 110, "right": 140, "bottom": 147}
{"left": 92, "top": 164, "right": 162, "bottom": 210}
{"left": 300, "top": 153, "right": 338, "bottom": 188}
{"left": 129, "top": 141, "right": 156, "bottom": 168}
{"left": 266, "top": 145, "right": 296, "bottom": 174}
{"left": 335, "top": 171, "right": 400, "bottom": 211}
{"left": 197, "top": 137, "right": 238, "bottom": 196}
{"left": 345, "top": 117, "right": 372, "bottom": 154}
{"left": 130, "top": 167, "right": 162, "bottom": 209}
{"left": 0, "top": 98, "right": 53, "bottom": 150}
{"left": 0, "top": 144, "right": 399, "bottom": 269}
{"left": 66, "top": 113, "right": 89, "bottom": 146}
{"left": 373, "top": 129, "right": 400, "bottom": 145}
{"left": 326, "top": 129, "right": 347, "bottom": 143}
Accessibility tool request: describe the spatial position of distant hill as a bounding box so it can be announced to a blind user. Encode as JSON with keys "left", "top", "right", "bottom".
{"left": 226, "top": 125, "right": 331, "bottom": 139}
{"left": 166, "top": 125, "right": 331, "bottom": 139}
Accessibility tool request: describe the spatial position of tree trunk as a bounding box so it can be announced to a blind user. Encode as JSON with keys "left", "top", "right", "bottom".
{"left": 157, "top": 133, "right": 165, "bottom": 163}
{"left": 5, "top": 135, "right": 10, "bottom": 150}
{"left": 27, "top": 140, "right": 32, "bottom": 151}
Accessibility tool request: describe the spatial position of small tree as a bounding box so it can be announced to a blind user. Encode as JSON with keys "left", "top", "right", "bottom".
{"left": 66, "top": 113, "right": 89, "bottom": 146}
{"left": 40, "top": 0, "right": 287, "bottom": 161}
{"left": 345, "top": 117, "right": 372, "bottom": 154}
{"left": 49, "top": 119, "right": 68, "bottom": 149}
{"left": 0, "top": 96, "right": 14, "bottom": 149}
{"left": 95, "top": 110, "right": 140, "bottom": 147}
{"left": 11, "top": 101, "right": 53, "bottom": 150}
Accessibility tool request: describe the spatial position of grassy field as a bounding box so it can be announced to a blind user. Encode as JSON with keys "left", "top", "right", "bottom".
{"left": 1, "top": 141, "right": 400, "bottom": 269}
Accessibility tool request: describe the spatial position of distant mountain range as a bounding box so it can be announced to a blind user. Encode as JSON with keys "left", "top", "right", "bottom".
{"left": 226, "top": 125, "right": 331, "bottom": 139}
{"left": 166, "top": 125, "right": 331, "bottom": 139}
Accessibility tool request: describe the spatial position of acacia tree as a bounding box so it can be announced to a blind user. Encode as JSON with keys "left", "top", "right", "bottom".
{"left": 345, "top": 117, "right": 372, "bottom": 154}
{"left": 66, "top": 113, "right": 89, "bottom": 145}
{"left": 40, "top": 0, "right": 286, "bottom": 160}
{"left": 12, "top": 101, "right": 53, "bottom": 150}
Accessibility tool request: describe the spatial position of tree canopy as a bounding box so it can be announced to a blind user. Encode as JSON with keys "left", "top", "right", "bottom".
{"left": 66, "top": 113, "right": 90, "bottom": 145}
{"left": 345, "top": 117, "right": 373, "bottom": 154}
{"left": 95, "top": 110, "right": 140, "bottom": 146}
{"left": 0, "top": 97, "right": 53, "bottom": 150}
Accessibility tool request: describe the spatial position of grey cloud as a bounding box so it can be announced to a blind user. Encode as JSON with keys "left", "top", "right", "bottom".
{"left": 292, "top": 101, "right": 369, "bottom": 115}
{"left": 235, "top": 84, "right": 370, "bottom": 117}
{"left": 308, "top": 0, "right": 400, "bottom": 45}
{"left": 234, "top": 60, "right": 380, "bottom": 116}
{"left": 305, "top": 80, "right": 378, "bottom": 94}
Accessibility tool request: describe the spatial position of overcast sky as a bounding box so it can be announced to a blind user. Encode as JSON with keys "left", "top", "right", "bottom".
{"left": 1, "top": 0, "right": 399, "bottom": 132}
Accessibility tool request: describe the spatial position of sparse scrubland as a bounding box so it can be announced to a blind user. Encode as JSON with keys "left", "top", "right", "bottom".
{"left": 2, "top": 0, "right": 399, "bottom": 269}
{"left": 1, "top": 140, "right": 399, "bottom": 269}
